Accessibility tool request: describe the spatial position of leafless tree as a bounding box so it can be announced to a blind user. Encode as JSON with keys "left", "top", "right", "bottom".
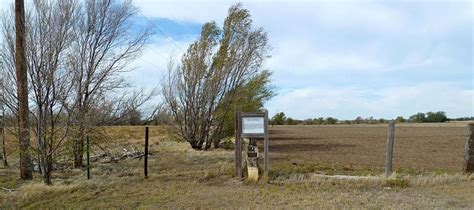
{"left": 0, "top": 6, "right": 19, "bottom": 169}
{"left": 25, "top": 0, "right": 77, "bottom": 185}
{"left": 68, "top": 0, "right": 151, "bottom": 167}
{"left": 15, "top": 0, "right": 33, "bottom": 180}
{"left": 1, "top": 0, "right": 78, "bottom": 184}
{"left": 162, "top": 4, "right": 269, "bottom": 150}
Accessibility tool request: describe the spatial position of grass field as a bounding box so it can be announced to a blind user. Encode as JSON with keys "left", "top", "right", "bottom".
{"left": 0, "top": 125, "right": 473, "bottom": 208}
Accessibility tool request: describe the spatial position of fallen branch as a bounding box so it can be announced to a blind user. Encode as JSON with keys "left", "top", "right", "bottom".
{"left": 1, "top": 187, "right": 13, "bottom": 192}
{"left": 90, "top": 147, "right": 152, "bottom": 163}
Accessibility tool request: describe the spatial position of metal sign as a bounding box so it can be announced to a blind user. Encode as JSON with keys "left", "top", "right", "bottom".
{"left": 242, "top": 117, "right": 264, "bottom": 136}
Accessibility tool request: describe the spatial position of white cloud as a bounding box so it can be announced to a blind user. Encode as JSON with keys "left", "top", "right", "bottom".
{"left": 266, "top": 39, "right": 386, "bottom": 75}
{"left": 267, "top": 82, "right": 474, "bottom": 119}
{"left": 125, "top": 37, "right": 194, "bottom": 86}
{"left": 1, "top": 0, "right": 471, "bottom": 119}
{"left": 133, "top": 0, "right": 473, "bottom": 118}
{"left": 135, "top": 0, "right": 232, "bottom": 24}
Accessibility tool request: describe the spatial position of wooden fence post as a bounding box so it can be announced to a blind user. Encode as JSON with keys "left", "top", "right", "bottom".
{"left": 144, "top": 126, "right": 149, "bottom": 178}
{"left": 86, "top": 135, "right": 90, "bottom": 179}
{"left": 464, "top": 122, "right": 474, "bottom": 174}
{"left": 385, "top": 121, "right": 395, "bottom": 177}
{"left": 235, "top": 109, "right": 242, "bottom": 179}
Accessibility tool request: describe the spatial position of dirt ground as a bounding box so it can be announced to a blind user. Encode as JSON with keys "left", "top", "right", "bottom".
{"left": 263, "top": 125, "right": 467, "bottom": 175}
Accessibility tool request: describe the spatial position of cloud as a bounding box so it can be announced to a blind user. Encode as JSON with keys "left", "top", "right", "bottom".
{"left": 132, "top": 0, "right": 472, "bottom": 119}
{"left": 1, "top": 0, "right": 471, "bottom": 119}
{"left": 267, "top": 82, "right": 473, "bottom": 120}
{"left": 135, "top": 0, "right": 232, "bottom": 24}
{"left": 125, "top": 37, "right": 195, "bottom": 87}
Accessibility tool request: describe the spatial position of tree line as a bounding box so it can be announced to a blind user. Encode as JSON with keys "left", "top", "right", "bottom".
{"left": 270, "top": 111, "right": 471, "bottom": 125}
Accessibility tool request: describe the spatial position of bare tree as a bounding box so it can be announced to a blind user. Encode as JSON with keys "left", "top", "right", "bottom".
{"left": 1, "top": 0, "right": 78, "bottom": 184}
{"left": 162, "top": 4, "right": 269, "bottom": 150}
{"left": 68, "top": 0, "right": 151, "bottom": 168}
{"left": 15, "top": 0, "right": 33, "bottom": 180}
{"left": 94, "top": 89, "right": 158, "bottom": 126}
{"left": 0, "top": 6, "right": 19, "bottom": 168}
{"left": 25, "top": 0, "right": 77, "bottom": 185}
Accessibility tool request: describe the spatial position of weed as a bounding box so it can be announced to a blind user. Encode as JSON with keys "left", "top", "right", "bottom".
{"left": 384, "top": 178, "right": 409, "bottom": 188}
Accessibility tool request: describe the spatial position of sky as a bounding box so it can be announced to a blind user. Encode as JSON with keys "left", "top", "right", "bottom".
{"left": 1, "top": 0, "right": 473, "bottom": 120}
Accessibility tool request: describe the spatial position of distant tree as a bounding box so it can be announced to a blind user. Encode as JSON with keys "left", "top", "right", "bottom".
{"left": 395, "top": 116, "right": 406, "bottom": 123}
{"left": 409, "top": 112, "right": 426, "bottom": 123}
{"left": 314, "top": 117, "right": 324, "bottom": 125}
{"left": 286, "top": 117, "right": 295, "bottom": 125}
{"left": 326, "top": 117, "right": 338, "bottom": 124}
{"left": 355, "top": 116, "right": 364, "bottom": 124}
{"left": 452, "top": 116, "right": 474, "bottom": 121}
{"left": 378, "top": 118, "right": 387, "bottom": 123}
{"left": 271, "top": 112, "right": 286, "bottom": 125}
{"left": 303, "top": 118, "right": 314, "bottom": 125}
{"left": 150, "top": 106, "right": 175, "bottom": 126}
{"left": 425, "top": 111, "right": 448, "bottom": 122}
{"left": 125, "top": 109, "right": 142, "bottom": 125}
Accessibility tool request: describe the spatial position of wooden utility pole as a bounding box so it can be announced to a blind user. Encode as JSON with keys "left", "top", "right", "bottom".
{"left": 385, "top": 121, "right": 395, "bottom": 177}
{"left": 0, "top": 76, "right": 7, "bottom": 167}
{"left": 15, "top": 0, "right": 33, "bottom": 180}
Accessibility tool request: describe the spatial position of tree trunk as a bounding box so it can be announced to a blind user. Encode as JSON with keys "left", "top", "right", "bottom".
{"left": 73, "top": 124, "right": 84, "bottom": 168}
{"left": 73, "top": 140, "right": 84, "bottom": 168}
{"left": 15, "top": 0, "right": 32, "bottom": 180}
{"left": 42, "top": 154, "right": 52, "bottom": 185}
{"left": 190, "top": 140, "right": 202, "bottom": 150}
{"left": 1, "top": 127, "right": 7, "bottom": 167}
{"left": 37, "top": 109, "right": 43, "bottom": 174}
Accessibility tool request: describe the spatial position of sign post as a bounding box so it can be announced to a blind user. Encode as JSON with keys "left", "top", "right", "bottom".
{"left": 264, "top": 110, "right": 269, "bottom": 177}
{"left": 235, "top": 110, "right": 242, "bottom": 179}
{"left": 235, "top": 110, "right": 269, "bottom": 180}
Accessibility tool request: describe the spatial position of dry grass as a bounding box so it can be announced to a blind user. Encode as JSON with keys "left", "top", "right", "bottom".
{"left": 0, "top": 125, "right": 473, "bottom": 208}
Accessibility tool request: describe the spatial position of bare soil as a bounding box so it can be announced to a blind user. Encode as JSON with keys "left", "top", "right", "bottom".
{"left": 261, "top": 126, "right": 467, "bottom": 174}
